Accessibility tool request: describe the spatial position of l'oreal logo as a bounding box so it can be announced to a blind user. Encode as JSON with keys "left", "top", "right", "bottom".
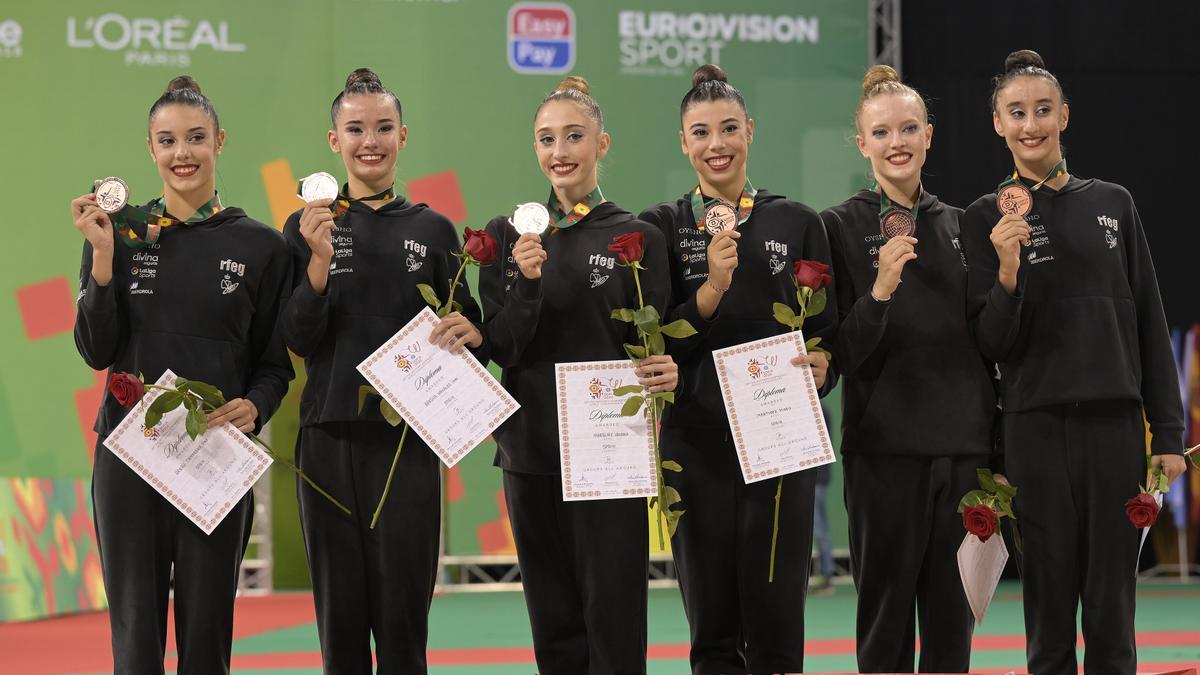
{"left": 67, "top": 14, "right": 245, "bottom": 60}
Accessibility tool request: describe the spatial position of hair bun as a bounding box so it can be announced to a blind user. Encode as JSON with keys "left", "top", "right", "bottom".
{"left": 861, "top": 64, "right": 899, "bottom": 95}
{"left": 345, "top": 67, "right": 382, "bottom": 89}
{"left": 166, "top": 75, "right": 202, "bottom": 95}
{"left": 555, "top": 75, "right": 590, "bottom": 95}
{"left": 691, "top": 64, "right": 728, "bottom": 88}
{"left": 1005, "top": 49, "right": 1045, "bottom": 73}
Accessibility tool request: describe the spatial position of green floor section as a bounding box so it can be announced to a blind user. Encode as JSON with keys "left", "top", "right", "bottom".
{"left": 218, "top": 581, "right": 1200, "bottom": 673}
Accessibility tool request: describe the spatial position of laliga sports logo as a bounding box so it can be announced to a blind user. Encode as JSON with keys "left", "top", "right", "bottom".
{"left": 67, "top": 14, "right": 246, "bottom": 67}
{"left": 508, "top": 3, "right": 575, "bottom": 74}
{"left": 587, "top": 377, "right": 620, "bottom": 400}
{"left": 0, "top": 20, "right": 21, "bottom": 58}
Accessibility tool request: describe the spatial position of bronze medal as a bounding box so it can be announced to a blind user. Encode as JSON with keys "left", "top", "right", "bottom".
{"left": 94, "top": 176, "right": 129, "bottom": 214}
{"left": 704, "top": 200, "right": 737, "bottom": 234}
{"left": 996, "top": 183, "right": 1033, "bottom": 217}
{"left": 880, "top": 208, "right": 916, "bottom": 239}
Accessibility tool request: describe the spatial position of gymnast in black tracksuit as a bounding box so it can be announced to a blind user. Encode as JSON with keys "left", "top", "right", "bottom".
{"left": 478, "top": 75, "right": 677, "bottom": 675}
{"left": 72, "top": 77, "right": 293, "bottom": 675}
{"left": 822, "top": 66, "right": 997, "bottom": 673}
{"left": 639, "top": 65, "right": 835, "bottom": 675}
{"left": 960, "top": 50, "right": 1185, "bottom": 675}
{"left": 281, "top": 69, "right": 486, "bottom": 674}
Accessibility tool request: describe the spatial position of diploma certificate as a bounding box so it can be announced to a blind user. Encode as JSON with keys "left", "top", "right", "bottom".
{"left": 712, "top": 331, "right": 836, "bottom": 483}
{"left": 357, "top": 307, "right": 519, "bottom": 467}
{"left": 555, "top": 360, "right": 658, "bottom": 501}
{"left": 102, "top": 369, "right": 271, "bottom": 535}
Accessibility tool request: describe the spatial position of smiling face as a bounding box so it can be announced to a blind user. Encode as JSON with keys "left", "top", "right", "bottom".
{"left": 993, "top": 75, "right": 1069, "bottom": 174}
{"left": 680, "top": 98, "right": 754, "bottom": 196}
{"left": 147, "top": 103, "right": 223, "bottom": 201}
{"left": 329, "top": 93, "right": 406, "bottom": 194}
{"left": 533, "top": 99, "right": 609, "bottom": 203}
{"left": 855, "top": 92, "right": 931, "bottom": 189}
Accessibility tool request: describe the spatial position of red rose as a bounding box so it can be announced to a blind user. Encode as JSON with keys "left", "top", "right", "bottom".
{"left": 608, "top": 232, "right": 645, "bottom": 265}
{"left": 1125, "top": 492, "right": 1159, "bottom": 528}
{"left": 963, "top": 504, "right": 998, "bottom": 541}
{"left": 463, "top": 227, "right": 498, "bottom": 265}
{"left": 792, "top": 259, "right": 832, "bottom": 291}
{"left": 108, "top": 372, "right": 145, "bottom": 408}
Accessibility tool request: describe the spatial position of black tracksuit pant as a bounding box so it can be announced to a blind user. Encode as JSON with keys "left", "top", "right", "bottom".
{"left": 843, "top": 452, "right": 985, "bottom": 672}
{"left": 662, "top": 423, "right": 816, "bottom": 675}
{"left": 296, "top": 421, "right": 441, "bottom": 675}
{"left": 92, "top": 440, "right": 253, "bottom": 675}
{"left": 1005, "top": 400, "right": 1145, "bottom": 675}
{"left": 503, "top": 470, "right": 649, "bottom": 675}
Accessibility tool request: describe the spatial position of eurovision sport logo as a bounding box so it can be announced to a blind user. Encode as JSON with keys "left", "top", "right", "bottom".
{"left": 508, "top": 3, "right": 575, "bottom": 74}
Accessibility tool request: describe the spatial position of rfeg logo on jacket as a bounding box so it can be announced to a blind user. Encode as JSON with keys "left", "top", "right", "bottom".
{"left": 405, "top": 239, "right": 428, "bottom": 273}
{"left": 588, "top": 252, "right": 614, "bottom": 288}
{"left": 1097, "top": 215, "right": 1119, "bottom": 249}
{"left": 219, "top": 258, "right": 245, "bottom": 295}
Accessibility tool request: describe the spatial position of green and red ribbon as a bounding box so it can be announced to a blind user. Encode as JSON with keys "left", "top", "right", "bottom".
{"left": 100, "top": 189, "right": 224, "bottom": 250}
{"left": 689, "top": 180, "right": 757, "bottom": 232}
{"left": 547, "top": 185, "right": 604, "bottom": 230}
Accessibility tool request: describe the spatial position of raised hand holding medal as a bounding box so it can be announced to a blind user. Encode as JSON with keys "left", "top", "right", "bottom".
{"left": 509, "top": 203, "right": 549, "bottom": 280}
{"left": 873, "top": 184, "right": 919, "bottom": 301}
{"left": 878, "top": 183, "right": 919, "bottom": 240}
{"left": 994, "top": 158, "right": 1065, "bottom": 247}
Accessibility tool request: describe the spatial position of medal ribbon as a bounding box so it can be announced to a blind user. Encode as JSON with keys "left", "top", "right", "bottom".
{"left": 875, "top": 182, "right": 921, "bottom": 222}
{"left": 998, "top": 157, "right": 1067, "bottom": 193}
{"left": 294, "top": 182, "right": 396, "bottom": 221}
{"left": 547, "top": 185, "right": 604, "bottom": 230}
{"left": 689, "top": 180, "right": 757, "bottom": 230}
{"left": 98, "top": 186, "right": 223, "bottom": 250}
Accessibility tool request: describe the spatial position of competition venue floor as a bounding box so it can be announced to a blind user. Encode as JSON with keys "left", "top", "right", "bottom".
{"left": 3, "top": 581, "right": 1199, "bottom": 673}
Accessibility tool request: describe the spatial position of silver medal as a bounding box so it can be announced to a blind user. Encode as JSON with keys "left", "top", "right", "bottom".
{"left": 300, "top": 172, "right": 340, "bottom": 203}
{"left": 509, "top": 202, "right": 550, "bottom": 235}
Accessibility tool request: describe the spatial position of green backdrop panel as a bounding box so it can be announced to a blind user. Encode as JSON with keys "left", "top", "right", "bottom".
{"left": 0, "top": 1, "right": 866, "bottom": 589}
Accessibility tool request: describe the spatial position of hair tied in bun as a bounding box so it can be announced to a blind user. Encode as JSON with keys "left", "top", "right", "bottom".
{"left": 680, "top": 64, "right": 746, "bottom": 119}
{"left": 166, "top": 75, "right": 202, "bottom": 95}
{"left": 1004, "top": 49, "right": 1046, "bottom": 74}
{"left": 330, "top": 67, "right": 403, "bottom": 124}
{"left": 556, "top": 75, "right": 590, "bottom": 95}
